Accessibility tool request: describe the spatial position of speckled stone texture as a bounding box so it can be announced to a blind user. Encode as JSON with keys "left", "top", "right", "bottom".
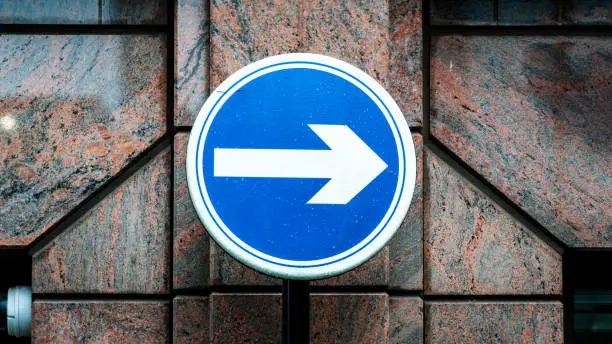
{"left": 210, "top": 0, "right": 300, "bottom": 88}
{"left": 0, "top": 0, "right": 98, "bottom": 24}
{"left": 174, "top": 133, "right": 209, "bottom": 289}
{"left": 499, "top": 0, "right": 558, "bottom": 25}
{"left": 430, "top": 0, "right": 495, "bottom": 25}
{"left": 210, "top": 0, "right": 422, "bottom": 127}
{"left": 311, "top": 294, "right": 389, "bottom": 344}
{"left": 566, "top": 0, "right": 612, "bottom": 25}
{"left": 389, "top": 134, "right": 423, "bottom": 290}
{"left": 311, "top": 294, "right": 423, "bottom": 343}
{"left": 210, "top": 241, "right": 281, "bottom": 286}
{"left": 425, "top": 302, "right": 563, "bottom": 343}
{"left": 390, "top": 297, "right": 423, "bottom": 344}
{"left": 424, "top": 152, "right": 562, "bottom": 295}
{"left": 431, "top": 36, "right": 612, "bottom": 247}
{"left": 389, "top": 0, "right": 423, "bottom": 127}
{"left": 0, "top": 34, "right": 167, "bottom": 247}
{"left": 101, "top": 0, "right": 167, "bottom": 24}
{"left": 211, "top": 293, "right": 282, "bottom": 344}
{"left": 174, "top": 296, "right": 209, "bottom": 344}
{"left": 173, "top": 133, "right": 280, "bottom": 288}
{"left": 32, "top": 301, "right": 170, "bottom": 343}
{"left": 301, "top": 0, "right": 388, "bottom": 89}
{"left": 175, "top": 0, "right": 209, "bottom": 126}
{"left": 314, "top": 248, "right": 389, "bottom": 286}
{"left": 32, "top": 148, "right": 171, "bottom": 294}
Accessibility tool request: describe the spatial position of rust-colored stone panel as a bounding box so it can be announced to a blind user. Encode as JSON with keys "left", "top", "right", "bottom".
{"left": 174, "top": 133, "right": 210, "bottom": 289}
{"left": 32, "top": 301, "right": 170, "bottom": 343}
{"left": 389, "top": 133, "right": 423, "bottom": 290}
{"left": 301, "top": 0, "right": 388, "bottom": 85}
{"left": 424, "top": 152, "right": 562, "bottom": 295}
{"left": 210, "top": 293, "right": 282, "bottom": 344}
{"left": 431, "top": 35, "right": 612, "bottom": 247}
{"left": 0, "top": 34, "right": 167, "bottom": 246}
{"left": 210, "top": 0, "right": 300, "bottom": 88}
{"left": 175, "top": 0, "right": 209, "bottom": 126}
{"left": 311, "top": 293, "right": 389, "bottom": 344}
{"left": 33, "top": 148, "right": 171, "bottom": 294}
{"left": 389, "top": 0, "right": 423, "bottom": 127}
{"left": 174, "top": 296, "right": 210, "bottom": 344}
{"left": 208, "top": 0, "right": 422, "bottom": 127}
{"left": 425, "top": 302, "right": 563, "bottom": 343}
{"left": 389, "top": 297, "right": 423, "bottom": 344}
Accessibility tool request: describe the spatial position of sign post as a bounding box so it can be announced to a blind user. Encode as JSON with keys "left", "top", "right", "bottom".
{"left": 187, "top": 53, "right": 416, "bottom": 342}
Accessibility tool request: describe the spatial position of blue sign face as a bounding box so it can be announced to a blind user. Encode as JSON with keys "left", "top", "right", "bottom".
{"left": 187, "top": 54, "right": 416, "bottom": 279}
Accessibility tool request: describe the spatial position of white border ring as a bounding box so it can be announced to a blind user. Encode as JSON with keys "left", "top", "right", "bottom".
{"left": 186, "top": 53, "right": 416, "bottom": 280}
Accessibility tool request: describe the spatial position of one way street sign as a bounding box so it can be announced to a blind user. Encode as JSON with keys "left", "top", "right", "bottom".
{"left": 187, "top": 53, "right": 416, "bottom": 279}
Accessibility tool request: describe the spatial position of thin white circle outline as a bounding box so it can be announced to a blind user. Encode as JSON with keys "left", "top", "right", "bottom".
{"left": 187, "top": 53, "right": 416, "bottom": 280}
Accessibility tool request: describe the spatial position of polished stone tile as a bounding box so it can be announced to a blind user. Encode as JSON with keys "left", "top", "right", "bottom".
{"left": 174, "top": 133, "right": 210, "bottom": 289}
{"left": 209, "top": 0, "right": 422, "bottom": 127}
{"left": 301, "top": 0, "right": 389, "bottom": 91}
{"left": 389, "top": 134, "right": 423, "bottom": 290}
{"left": 389, "top": 0, "right": 423, "bottom": 127}
{"left": 32, "top": 301, "right": 170, "bottom": 343}
{"left": 311, "top": 293, "right": 389, "bottom": 344}
{"left": 0, "top": 34, "right": 167, "bottom": 247}
{"left": 0, "top": 0, "right": 98, "bottom": 24}
{"left": 210, "top": 0, "right": 300, "bottom": 89}
{"left": 32, "top": 148, "right": 171, "bottom": 294}
{"left": 175, "top": 0, "right": 209, "bottom": 126}
{"left": 426, "top": 302, "right": 563, "bottom": 343}
{"left": 174, "top": 296, "right": 210, "bottom": 344}
{"left": 431, "top": 35, "right": 612, "bottom": 247}
{"left": 424, "top": 152, "right": 562, "bottom": 295}
{"left": 390, "top": 297, "right": 423, "bottom": 344}
{"left": 210, "top": 293, "right": 282, "bottom": 344}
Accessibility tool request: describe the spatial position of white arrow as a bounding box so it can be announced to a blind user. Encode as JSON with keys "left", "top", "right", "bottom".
{"left": 213, "top": 124, "right": 388, "bottom": 205}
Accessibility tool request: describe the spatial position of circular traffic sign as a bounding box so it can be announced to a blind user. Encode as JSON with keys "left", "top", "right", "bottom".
{"left": 187, "top": 53, "right": 416, "bottom": 279}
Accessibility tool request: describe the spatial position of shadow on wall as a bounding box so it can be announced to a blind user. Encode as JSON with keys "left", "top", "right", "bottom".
{"left": 520, "top": 39, "right": 612, "bottom": 236}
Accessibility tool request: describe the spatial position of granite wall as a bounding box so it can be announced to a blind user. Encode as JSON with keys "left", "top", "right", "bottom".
{"left": 0, "top": 0, "right": 610, "bottom": 343}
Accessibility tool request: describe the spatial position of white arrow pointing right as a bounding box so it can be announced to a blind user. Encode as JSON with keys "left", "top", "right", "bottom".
{"left": 213, "top": 124, "right": 388, "bottom": 205}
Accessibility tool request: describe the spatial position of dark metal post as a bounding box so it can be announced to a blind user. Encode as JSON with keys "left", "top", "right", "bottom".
{"left": 283, "top": 279, "right": 309, "bottom": 344}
